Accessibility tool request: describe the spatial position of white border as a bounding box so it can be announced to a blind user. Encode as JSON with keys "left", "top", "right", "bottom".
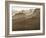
{"left": 9, "top": 4, "right": 43, "bottom": 34}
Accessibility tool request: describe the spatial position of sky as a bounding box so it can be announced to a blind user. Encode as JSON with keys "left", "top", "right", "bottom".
{"left": 10, "top": 4, "right": 40, "bottom": 16}
{"left": 10, "top": 4, "right": 37, "bottom": 12}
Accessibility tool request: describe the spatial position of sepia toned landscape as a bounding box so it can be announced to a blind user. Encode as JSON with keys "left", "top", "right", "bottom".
{"left": 12, "top": 8, "right": 40, "bottom": 31}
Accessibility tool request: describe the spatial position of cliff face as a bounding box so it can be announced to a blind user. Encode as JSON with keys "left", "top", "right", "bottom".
{"left": 12, "top": 8, "right": 40, "bottom": 31}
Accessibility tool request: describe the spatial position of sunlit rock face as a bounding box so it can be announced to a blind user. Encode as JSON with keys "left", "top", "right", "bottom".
{"left": 12, "top": 13, "right": 25, "bottom": 19}
{"left": 12, "top": 8, "right": 40, "bottom": 31}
